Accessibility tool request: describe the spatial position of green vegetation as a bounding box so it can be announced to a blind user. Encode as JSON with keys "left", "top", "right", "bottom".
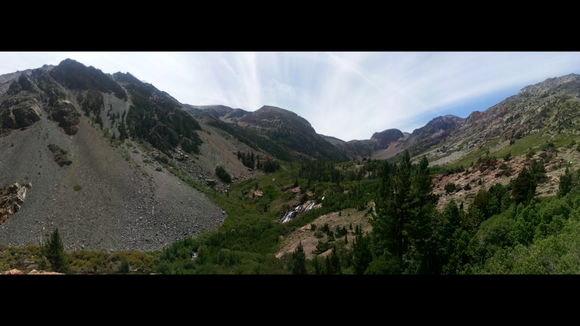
{"left": 291, "top": 241, "right": 306, "bottom": 274}
{"left": 215, "top": 165, "right": 232, "bottom": 183}
{"left": 40, "top": 228, "right": 69, "bottom": 273}
{"left": 209, "top": 119, "right": 294, "bottom": 161}
{"left": 445, "top": 183, "right": 456, "bottom": 194}
{"left": 123, "top": 81, "right": 203, "bottom": 157}
{"left": 74, "top": 185, "right": 82, "bottom": 191}
{"left": 5, "top": 127, "right": 580, "bottom": 274}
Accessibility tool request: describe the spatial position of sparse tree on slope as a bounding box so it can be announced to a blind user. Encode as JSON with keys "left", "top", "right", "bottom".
{"left": 41, "top": 228, "right": 69, "bottom": 273}
{"left": 291, "top": 241, "right": 307, "bottom": 275}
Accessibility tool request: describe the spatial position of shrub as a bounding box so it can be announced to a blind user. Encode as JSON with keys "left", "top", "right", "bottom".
{"left": 526, "top": 150, "right": 536, "bottom": 158}
{"left": 464, "top": 183, "right": 472, "bottom": 191}
{"left": 445, "top": 183, "right": 456, "bottom": 194}
{"left": 74, "top": 185, "right": 82, "bottom": 191}
{"left": 541, "top": 142, "right": 555, "bottom": 151}
{"left": 118, "top": 258, "right": 130, "bottom": 274}
{"left": 314, "top": 230, "right": 325, "bottom": 239}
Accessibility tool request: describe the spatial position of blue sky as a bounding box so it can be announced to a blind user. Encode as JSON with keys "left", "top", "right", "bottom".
{"left": 1, "top": 52, "right": 579, "bottom": 141}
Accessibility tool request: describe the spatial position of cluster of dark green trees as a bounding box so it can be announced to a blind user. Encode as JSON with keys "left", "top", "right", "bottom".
{"left": 124, "top": 82, "right": 203, "bottom": 156}
{"left": 323, "top": 149, "right": 579, "bottom": 274}
{"left": 236, "top": 151, "right": 280, "bottom": 172}
{"left": 215, "top": 165, "right": 232, "bottom": 183}
{"left": 297, "top": 160, "right": 382, "bottom": 185}
{"left": 238, "top": 151, "right": 256, "bottom": 169}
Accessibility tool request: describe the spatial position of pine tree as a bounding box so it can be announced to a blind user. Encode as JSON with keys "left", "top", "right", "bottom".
{"left": 512, "top": 166, "right": 536, "bottom": 206}
{"left": 325, "top": 255, "right": 332, "bottom": 275}
{"left": 352, "top": 227, "right": 372, "bottom": 274}
{"left": 312, "top": 254, "right": 321, "bottom": 274}
{"left": 370, "top": 152, "right": 436, "bottom": 272}
{"left": 330, "top": 247, "right": 341, "bottom": 275}
{"left": 558, "top": 167, "right": 572, "bottom": 198}
{"left": 291, "top": 241, "right": 307, "bottom": 274}
{"left": 41, "top": 228, "right": 69, "bottom": 273}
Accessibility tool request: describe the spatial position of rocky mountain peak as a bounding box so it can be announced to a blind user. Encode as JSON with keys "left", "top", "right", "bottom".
{"left": 370, "top": 129, "right": 404, "bottom": 147}
{"left": 517, "top": 73, "right": 580, "bottom": 96}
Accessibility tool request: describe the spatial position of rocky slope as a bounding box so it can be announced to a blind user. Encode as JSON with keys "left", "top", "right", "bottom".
{"left": 415, "top": 73, "right": 580, "bottom": 167}
{"left": 0, "top": 60, "right": 244, "bottom": 252}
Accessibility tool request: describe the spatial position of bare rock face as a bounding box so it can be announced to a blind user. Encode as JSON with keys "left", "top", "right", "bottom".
{"left": 17, "top": 74, "right": 41, "bottom": 94}
{"left": 50, "top": 100, "right": 80, "bottom": 135}
{"left": 371, "top": 129, "right": 404, "bottom": 148}
{"left": 150, "top": 149, "right": 169, "bottom": 164}
{"left": 47, "top": 144, "right": 72, "bottom": 167}
{"left": 0, "top": 183, "right": 31, "bottom": 225}
{"left": 0, "top": 96, "right": 42, "bottom": 130}
{"left": 0, "top": 74, "right": 45, "bottom": 131}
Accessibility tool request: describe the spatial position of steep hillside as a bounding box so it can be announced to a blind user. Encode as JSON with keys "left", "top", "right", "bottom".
{"left": 418, "top": 74, "right": 580, "bottom": 168}
{"left": 0, "top": 60, "right": 246, "bottom": 252}
{"left": 189, "top": 104, "right": 349, "bottom": 162}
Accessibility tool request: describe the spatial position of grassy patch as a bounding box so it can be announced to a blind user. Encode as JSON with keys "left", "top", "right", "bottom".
{"left": 445, "top": 137, "right": 500, "bottom": 169}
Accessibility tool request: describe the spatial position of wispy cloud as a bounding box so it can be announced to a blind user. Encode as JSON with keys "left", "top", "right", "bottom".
{"left": 1, "top": 52, "right": 579, "bottom": 141}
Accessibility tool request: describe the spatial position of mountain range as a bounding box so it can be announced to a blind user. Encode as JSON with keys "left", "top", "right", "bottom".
{"left": 1, "top": 58, "right": 580, "bottom": 253}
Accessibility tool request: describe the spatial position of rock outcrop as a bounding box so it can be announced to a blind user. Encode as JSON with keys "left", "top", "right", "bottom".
{"left": 50, "top": 100, "right": 80, "bottom": 135}
{"left": 150, "top": 149, "right": 169, "bottom": 164}
{"left": 0, "top": 183, "right": 31, "bottom": 225}
{"left": 0, "top": 95, "right": 42, "bottom": 130}
{"left": 47, "top": 144, "right": 72, "bottom": 167}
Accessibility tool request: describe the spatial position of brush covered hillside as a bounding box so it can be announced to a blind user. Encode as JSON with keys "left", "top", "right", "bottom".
{"left": 4, "top": 60, "right": 580, "bottom": 274}
{"left": 187, "top": 104, "right": 348, "bottom": 162}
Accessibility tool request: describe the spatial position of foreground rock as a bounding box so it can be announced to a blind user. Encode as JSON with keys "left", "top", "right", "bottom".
{"left": 2, "top": 268, "right": 64, "bottom": 275}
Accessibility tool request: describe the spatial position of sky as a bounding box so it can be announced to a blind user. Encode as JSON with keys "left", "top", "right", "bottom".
{"left": 1, "top": 52, "right": 579, "bottom": 141}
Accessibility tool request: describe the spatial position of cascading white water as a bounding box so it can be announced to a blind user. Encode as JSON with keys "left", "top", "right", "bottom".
{"left": 281, "top": 201, "right": 315, "bottom": 223}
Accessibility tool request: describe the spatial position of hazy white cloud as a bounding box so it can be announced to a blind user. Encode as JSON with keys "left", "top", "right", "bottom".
{"left": 1, "top": 52, "right": 579, "bottom": 141}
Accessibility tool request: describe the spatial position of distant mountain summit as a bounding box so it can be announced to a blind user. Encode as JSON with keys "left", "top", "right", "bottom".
{"left": 371, "top": 129, "right": 404, "bottom": 148}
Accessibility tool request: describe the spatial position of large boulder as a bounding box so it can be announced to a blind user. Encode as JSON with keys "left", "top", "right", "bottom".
{"left": 17, "top": 74, "right": 41, "bottom": 94}
{"left": 47, "top": 144, "right": 72, "bottom": 167}
{"left": 51, "top": 100, "right": 80, "bottom": 135}
{"left": 150, "top": 149, "right": 169, "bottom": 164}
{"left": 0, "top": 98, "right": 42, "bottom": 129}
